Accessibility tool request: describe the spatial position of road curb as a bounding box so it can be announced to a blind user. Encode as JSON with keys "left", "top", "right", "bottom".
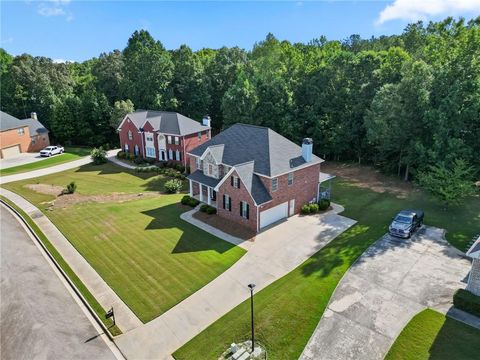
{"left": 0, "top": 199, "right": 126, "bottom": 358}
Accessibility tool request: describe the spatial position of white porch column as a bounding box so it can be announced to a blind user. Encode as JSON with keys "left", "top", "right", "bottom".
{"left": 207, "top": 186, "right": 211, "bottom": 205}
{"left": 189, "top": 180, "right": 193, "bottom": 196}
{"left": 199, "top": 184, "right": 204, "bottom": 202}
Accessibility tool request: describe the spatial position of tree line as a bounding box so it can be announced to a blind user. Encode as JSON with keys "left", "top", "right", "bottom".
{"left": 1, "top": 17, "right": 479, "bottom": 188}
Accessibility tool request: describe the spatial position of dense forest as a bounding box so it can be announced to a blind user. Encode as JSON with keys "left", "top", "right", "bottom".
{"left": 1, "top": 17, "right": 479, "bottom": 183}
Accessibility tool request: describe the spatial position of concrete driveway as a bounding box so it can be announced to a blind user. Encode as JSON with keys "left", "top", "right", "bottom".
{"left": 0, "top": 152, "right": 47, "bottom": 169}
{"left": 0, "top": 205, "right": 118, "bottom": 360}
{"left": 116, "top": 207, "right": 356, "bottom": 359}
{"left": 300, "top": 226, "right": 472, "bottom": 360}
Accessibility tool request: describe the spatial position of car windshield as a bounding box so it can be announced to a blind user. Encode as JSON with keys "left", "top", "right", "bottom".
{"left": 44, "top": 147, "right": 54, "bottom": 150}
{"left": 394, "top": 215, "right": 411, "bottom": 224}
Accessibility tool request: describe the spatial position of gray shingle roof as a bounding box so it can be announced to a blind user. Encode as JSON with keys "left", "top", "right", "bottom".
{"left": 0, "top": 111, "right": 48, "bottom": 136}
{"left": 187, "top": 170, "right": 222, "bottom": 188}
{"left": 119, "top": 110, "right": 209, "bottom": 136}
{"left": 235, "top": 161, "right": 272, "bottom": 205}
{"left": 467, "top": 236, "right": 480, "bottom": 259}
{"left": 189, "top": 123, "right": 323, "bottom": 177}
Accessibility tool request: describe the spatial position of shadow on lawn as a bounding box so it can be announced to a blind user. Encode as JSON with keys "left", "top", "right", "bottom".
{"left": 75, "top": 162, "right": 158, "bottom": 180}
{"left": 141, "top": 203, "right": 237, "bottom": 255}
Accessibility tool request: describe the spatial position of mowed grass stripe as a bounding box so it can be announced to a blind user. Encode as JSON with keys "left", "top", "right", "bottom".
{"left": 3, "top": 163, "right": 245, "bottom": 323}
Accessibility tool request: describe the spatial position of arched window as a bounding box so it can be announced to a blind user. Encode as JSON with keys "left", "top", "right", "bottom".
{"left": 134, "top": 145, "right": 139, "bottom": 156}
{"left": 168, "top": 149, "right": 173, "bottom": 160}
{"left": 128, "top": 130, "right": 133, "bottom": 140}
{"left": 175, "top": 150, "right": 181, "bottom": 161}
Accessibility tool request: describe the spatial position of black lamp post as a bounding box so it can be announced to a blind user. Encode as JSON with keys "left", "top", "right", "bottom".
{"left": 248, "top": 283, "right": 256, "bottom": 353}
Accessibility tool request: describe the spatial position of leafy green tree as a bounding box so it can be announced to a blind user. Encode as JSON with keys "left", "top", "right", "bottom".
{"left": 92, "top": 50, "right": 125, "bottom": 103}
{"left": 110, "top": 99, "right": 134, "bottom": 128}
{"left": 416, "top": 160, "right": 475, "bottom": 207}
{"left": 222, "top": 72, "right": 258, "bottom": 128}
{"left": 122, "top": 30, "right": 174, "bottom": 109}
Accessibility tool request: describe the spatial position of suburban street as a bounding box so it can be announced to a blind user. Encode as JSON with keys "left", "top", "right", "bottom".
{"left": 0, "top": 205, "right": 117, "bottom": 360}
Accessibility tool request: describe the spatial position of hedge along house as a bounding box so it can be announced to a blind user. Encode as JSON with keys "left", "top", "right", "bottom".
{"left": 117, "top": 110, "right": 211, "bottom": 168}
{"left": 187, "top": 123, "right": 328, "bottom": 232}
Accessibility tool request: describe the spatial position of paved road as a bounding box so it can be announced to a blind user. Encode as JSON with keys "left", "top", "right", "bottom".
{"left": 0, "top": 149, "right": 119, "bottom": 184}
{"left": 116, "top": 207, "right": 356, "bottom": 359}
{"left": 300, "top": 226, "right": 472, "bottom": 360}
{"left": 0, "top": 205, "right": 117, "bottom": 360}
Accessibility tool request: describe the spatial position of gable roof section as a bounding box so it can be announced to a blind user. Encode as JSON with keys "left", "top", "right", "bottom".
{"left": 200, "top": 144, "right": 224, "bottom": 164}
{"left": 467, "top": 236, "right": 480, "bottom": 259}
{"left": 189, "top": 123, "right": 323, "bottom": 177}
{"left": 118, "top": 110, "right": 209, "bottom": 136}
{"left": 0, "top": 111, "right": 48, "bottom": 135}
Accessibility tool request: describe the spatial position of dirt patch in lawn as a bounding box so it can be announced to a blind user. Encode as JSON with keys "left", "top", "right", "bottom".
{"left": 26, "top": 183, "right": 158, "bottom": 208}
{"left": 322, "top": 162, "right": 414, "bottom": 198}
{"left": 193, "top": 211, "right": 256, "bottom": 242}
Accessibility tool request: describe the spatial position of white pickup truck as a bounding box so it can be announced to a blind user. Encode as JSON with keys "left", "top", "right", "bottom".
{"left": 40, "top": 145, "right": 64, "bottom": 157}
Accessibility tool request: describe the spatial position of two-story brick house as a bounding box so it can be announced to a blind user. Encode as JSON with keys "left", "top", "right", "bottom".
{"left": 187, "top": 123, "right": 325, "bottom": 232}
{"left": 0, "top": 111, "right": 50, "bottom": 158}
{"left": 117, "top": 110, "right": 211, "bottom": 168}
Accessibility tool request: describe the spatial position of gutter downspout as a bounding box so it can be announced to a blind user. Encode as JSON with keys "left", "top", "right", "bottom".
{"left": 183, "top": 136, "right": 187, "bottom": 169}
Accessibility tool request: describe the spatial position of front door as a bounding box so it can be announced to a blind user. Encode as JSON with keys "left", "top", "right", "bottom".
{"left": 289, "top": 199, "right": 295, "bottom": 216}
{"left": 211, "top": 190, "right": 217, "bottom": 201}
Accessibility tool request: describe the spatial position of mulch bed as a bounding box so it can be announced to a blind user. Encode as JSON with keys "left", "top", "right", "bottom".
{"left": 192, "top": 211, "right": 256, "bottom": 242}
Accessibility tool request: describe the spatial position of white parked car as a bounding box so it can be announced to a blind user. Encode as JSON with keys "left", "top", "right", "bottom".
{"left": 40, "top": 145, "right": 64, "bottom": 157}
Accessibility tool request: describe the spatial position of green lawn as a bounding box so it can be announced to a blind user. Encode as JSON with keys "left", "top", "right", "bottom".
{"left": 385, "top": 309, "right": 480, "bottom": 360}
{"left": 2, "top": 163, "right": 245, "bottom": 323}
{"left": 173, "top": 179, "right": 480, "bottom": 359}
{"left": 1, "top": 146, "right": 92, "bottom": 176}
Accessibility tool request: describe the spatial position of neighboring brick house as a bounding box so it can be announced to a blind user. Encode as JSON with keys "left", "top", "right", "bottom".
{"left": 187, "top": 123, "right": 326, "bottom": 232}
{"left": 0, "top": 111, "right": 50, "bottom": 158}
{"left": 117, "top": 110, "right": 211, "bottom": 168}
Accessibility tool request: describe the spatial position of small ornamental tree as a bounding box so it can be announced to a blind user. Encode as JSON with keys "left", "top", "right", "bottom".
{"left": 416, "top": 159, "right": 475, "bottom": 207}
{"left": 91, "top": 147, "right": 107, "bottom": 165}
{"left": 164, "top": 179, "right": 183, "bottom": 194}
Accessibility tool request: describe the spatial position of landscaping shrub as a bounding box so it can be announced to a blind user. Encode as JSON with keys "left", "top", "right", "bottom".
{"left": 62, "top": 181, "right": 77, "bottom": 195}
{"left": 164, "top": 179, "right": 183, "bottom": 194}
{"left": 318, "top": 198, "right": 331, "bottom": 211}
{"left": 309, "top": 203, "right": 319, "bottom": 213}
{"left": 301, "top": 204, "right": 311, "bottom": 214}
{"left": 133, "top": 156, "right": 145, "bottom": 165}
{"left": 200, "top": 204, "right": 216, "bottom": 214}
{"left": 453, "top": 289, "right": 480, "bottom": 317}
{"left": 127, "top": 153, "right": 135, "bottom": 161}
{"left": 117, "top": 151, "right": 126, "bottom": 159}
{"left": 145, "top": 158, "right": 156, "bottom": 165}
{"left": 181, "top": 195, "right": 200, "bottom": 207}
{"left": 90, "top": 147, "right": 107, "bottom": 165}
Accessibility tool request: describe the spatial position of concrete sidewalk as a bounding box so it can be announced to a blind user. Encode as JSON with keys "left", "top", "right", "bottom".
{"left": 116, "top": 208, "right": 356, "bottom": 359}
{"left": 0, "top": 150, "right": 119, "bottom": 184}
{"left": 0, "top": 188, "right": 142, "bottom": 333}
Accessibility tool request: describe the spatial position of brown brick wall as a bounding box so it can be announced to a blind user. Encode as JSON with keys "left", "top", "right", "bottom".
{"left": 217, "top": 169, "right": 258, "bottom": 232}
{"left": 258, "top": 163, "right": 320, "bottom": 216}
{"left": 27, "top": 134, "right": 50, "bottom": 152}
{"left": 118, "top": 117, "right": 144, "bottom": 157}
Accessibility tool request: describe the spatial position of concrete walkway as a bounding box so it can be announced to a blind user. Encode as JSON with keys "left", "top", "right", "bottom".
{"left": 107, "top": 155, "right": 136, "bottom": 170}
{"left": 116, "top": 207, "right": 356, "bottom": 359}
{"left": 0, "top": 150, "right": 119, "bottom": 184}
{"left": 0, "top": 188, "right": 142, "bottom": 333}
{"left": 300, "top": 226, "right": 472, "bottom": 360}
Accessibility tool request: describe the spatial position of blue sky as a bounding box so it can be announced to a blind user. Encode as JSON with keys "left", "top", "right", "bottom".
{"left": 2, "top": 1, "right": 479, "bottom": 62}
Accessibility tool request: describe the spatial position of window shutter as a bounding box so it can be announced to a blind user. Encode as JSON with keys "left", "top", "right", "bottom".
{"left": 223, "top": 195, "right": 226, "bottom": 209}
{"left": 231, "top": 176, "right": 234, "bottom": 186}
{"left": 240, "top": 201, "right": 243, "bottom": 216}
{"left": 237, "top": 180, "right": 240, "bottom": 189}
{"left": 229, "top": 199, "right": 232, "bottom": 211}
{"left": 246, "top": 203, "right": 250, "bottom": 219}
{"left": 179, "top": 152, "right": 182, "bottom": 161}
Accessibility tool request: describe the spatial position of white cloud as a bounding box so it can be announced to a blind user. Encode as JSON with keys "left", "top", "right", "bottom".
{"left": 376, "top": 0, "right": 480, "bottom": 25}
{"left": 53, "top": 58, "right": 74, "bottom": 64}
{"left": 37, "top": 0, "right": 73, "bottom": 20}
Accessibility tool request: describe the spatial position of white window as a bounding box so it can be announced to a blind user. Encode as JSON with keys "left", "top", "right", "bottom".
{"left": 272, "top": 178, "right": 278, "bottom": 192}
{"left": 175, "top": 150, "right": 181, "bottom": 161}
{"left": 17, "top": 127, "right": 25, "bottom": 135}
{"left": 208, "top": 164, "right": 213, "bottom": 176}
{"left": 232, "top": 176, "right": 240, "bottom": 188}
{"left": 168, "top": 149, "right": 173, "bottom": 160}
{"left": 223, "top": 194, "right": 231, "bottom": 211}
{"left": 174, "top": 137, "right": 180, "bottom": 145}
{"left": 167, "top": 136, "right": 172, "bottom": 144}
{"left": 134, "top": 145, "right": 139, "bottom": 156}
{"left": 288, "top": 172, "right": 294, "bottom": 186}
{"left": 195, "top": 157, "right": 201, "bottom": 170}
{"left": 198, "top": 132, "right": 202, "bottom": 139}
{"left": 32, "top": 138, "right": 36, "bottom": 145}
{"left": 146, "top": 147, "right": 155, "bottom": 158}
{"left": 128, "top": 130, "right": 133, "bottom": 140}
{"left": 125, "top": 144, "right": 129, "bottom": 152}
{"left": 240, "top": 201, "right": 249, "bottom": 219}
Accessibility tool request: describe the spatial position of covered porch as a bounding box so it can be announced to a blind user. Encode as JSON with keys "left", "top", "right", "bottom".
{"left": 187, "top": 170, "right": 221, "bottom": 208}
{"left": 318, "top": 172, "right": 336, "bottom": 201}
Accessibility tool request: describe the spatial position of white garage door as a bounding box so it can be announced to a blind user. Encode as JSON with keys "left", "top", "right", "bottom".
{"left": 260, "top": 202, "right": 288, "bottom": 229}
{"left": 1, "top": 145, "right": 21, "bottom": 159}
